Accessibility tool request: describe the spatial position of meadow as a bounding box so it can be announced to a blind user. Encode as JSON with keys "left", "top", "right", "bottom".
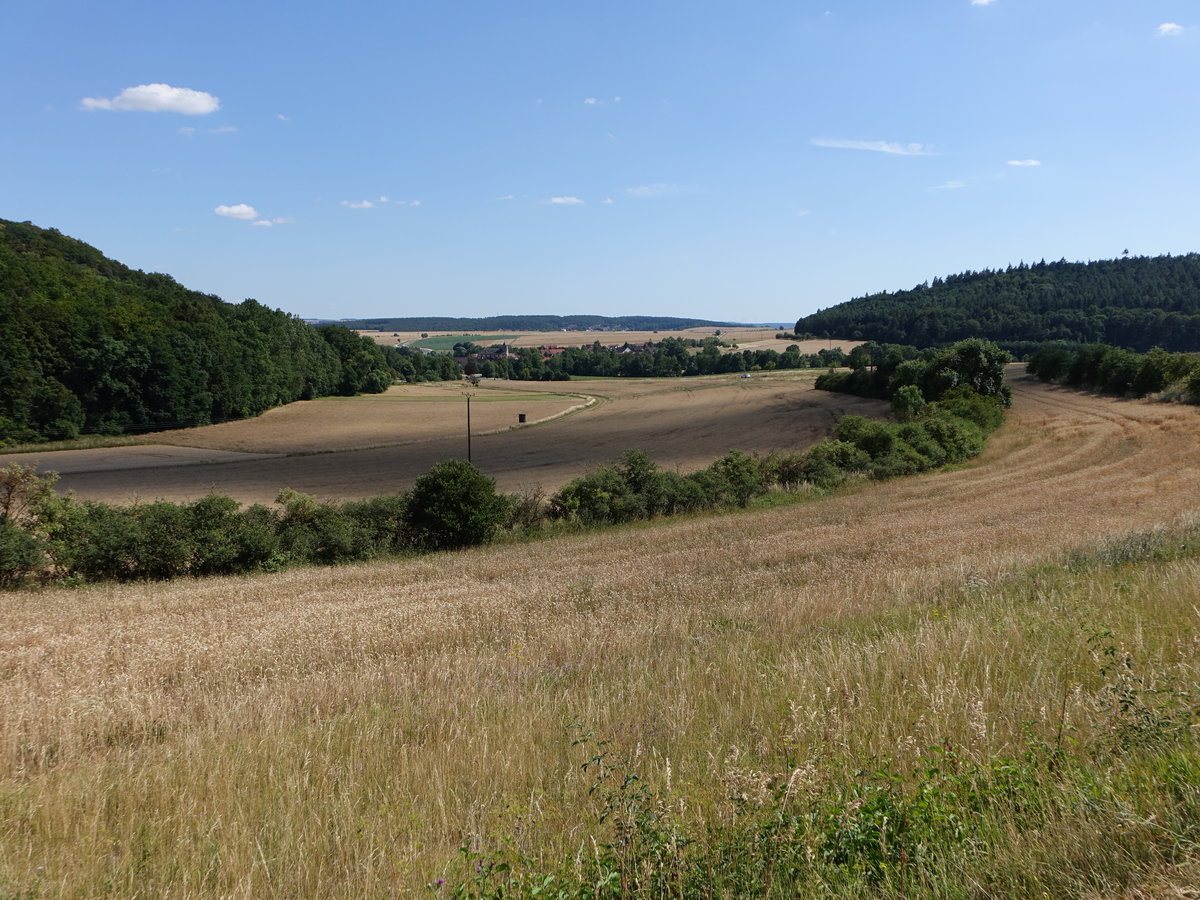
{"left": 2, "top": 376, "right": 1199, "bottom": 896}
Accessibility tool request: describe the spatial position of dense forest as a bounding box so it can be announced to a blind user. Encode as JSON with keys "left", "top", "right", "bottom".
{"left": 795, "top": 255, "right": 1200, "bottom": 352}
{"left": 339, "top": 314, "right": 735, "bottom": 332}
{"left": 0, "top": 219, "right": 400, "bottom": 444}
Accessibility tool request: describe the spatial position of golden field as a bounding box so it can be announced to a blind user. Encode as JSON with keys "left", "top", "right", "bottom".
{"left": 2, "top": 376, "right": 1199, "bottom": 895}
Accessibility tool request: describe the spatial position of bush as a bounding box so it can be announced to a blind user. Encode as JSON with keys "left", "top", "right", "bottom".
{"left": 798, "top": 440, "right": 871, "bottom": 489}
{"left": 405, "top": 460, "right": 510, "bottom": 550}
{"left": 0, "top": 522, "right": 42, "bottom": 588}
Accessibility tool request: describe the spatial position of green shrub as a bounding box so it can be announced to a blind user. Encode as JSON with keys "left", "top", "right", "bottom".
{"left": 936, "top": 386, "right": 1005, "bottom": 431}
{"left": 798, "top": 440, "right": 871, "bottom": 489}
{"left": 405, "top": 460, "right": 510, "bottom": 550}
{"left": 0, "top": 522, "right": 42, "bottom": 588}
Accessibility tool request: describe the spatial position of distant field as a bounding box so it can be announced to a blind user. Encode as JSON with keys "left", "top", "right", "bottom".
{"left": 3, "top": 372, "right": 883, "bottom": 505}
{"left": 355, "top": 326, "right": 839, "bottom": 352}
{"left": 406, "top": 333, "right": 520, "bottom": 351}
{"left": 4, "top": 378, "right": 1199, "bottom": 895}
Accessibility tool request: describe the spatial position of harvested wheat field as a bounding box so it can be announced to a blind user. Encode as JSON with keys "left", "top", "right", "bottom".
{"left": 356, "top": 326, "right": 805, "bottom": 350}
{"left": 7, "top": 372, "right": 884, "bottom": 505}
{"left": 2, "top": 377, "right": 1200, "bottom": 896}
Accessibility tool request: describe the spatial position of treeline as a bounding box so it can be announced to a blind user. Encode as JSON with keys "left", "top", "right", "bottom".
{"left": 340, "top": 314, "right": 733, "bottom": 332}
{"left": 469, "top": 339, "right": 848, "bottom": 380}
{"left": 794, "top": 255, "right": 1200, "bottom": 352}
{"left": 0, "top": 220, "right": 399, "bottom": 445}
{"left": 814, "top": 338, "right": 1014, "bottom": 406}
{"left": 1027, "top": 344, "right": 1200, "bottom": 400}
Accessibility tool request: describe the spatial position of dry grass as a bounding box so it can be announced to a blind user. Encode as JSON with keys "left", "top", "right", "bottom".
{"left": 11, "top": 372, "right": 884, "bottom": 505}
{"left": 2, "top": 377, "right": 1199, "bottom": 895}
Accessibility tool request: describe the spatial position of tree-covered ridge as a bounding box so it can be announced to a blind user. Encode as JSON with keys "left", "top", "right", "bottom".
{"left": 339, "top": 314, "right": 736, "bottom": 332}
{"left": 0, "top": 219, "right": 395, "bottom": 444}
{"left": 795, "top": 255, "right": 1200, "bottom": 352}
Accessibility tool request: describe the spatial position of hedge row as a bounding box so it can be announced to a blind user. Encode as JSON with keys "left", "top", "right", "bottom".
{"left": 0, "top": 459, "right": 509, "bottom": 587}
{"left": 546, "top": 386, "right": 1006, "bottom": 528}
{"left": 1026, "top": 343, "right": 1200, "bottom": 400}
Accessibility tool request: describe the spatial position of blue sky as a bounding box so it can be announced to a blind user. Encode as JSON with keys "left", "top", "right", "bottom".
{"left": 4, "top": 1, "right": 1199, "bottom": 324}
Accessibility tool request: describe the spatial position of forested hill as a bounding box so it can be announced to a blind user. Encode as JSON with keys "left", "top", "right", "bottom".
{"left": 0, "top": 219, "right": 393, "bottom": 443}
{"left": 795, "top": 255, "right": 1200, "bottom": 352}
{"left": 336, "top": 314, "right": 734, "bottom": 332}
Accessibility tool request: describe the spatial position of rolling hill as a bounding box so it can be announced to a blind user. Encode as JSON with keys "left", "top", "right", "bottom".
{"left": 796, "top": 254, "right": 1200, "bottom": 352}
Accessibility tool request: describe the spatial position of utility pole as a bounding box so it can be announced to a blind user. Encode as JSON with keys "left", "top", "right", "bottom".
{"left": 463, "top": 392, "right": 473, "bottom": 462}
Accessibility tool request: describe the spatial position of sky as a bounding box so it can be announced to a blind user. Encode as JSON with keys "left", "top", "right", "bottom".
{"left": 4, "top": 1, "right": 1199, "bottom": 325}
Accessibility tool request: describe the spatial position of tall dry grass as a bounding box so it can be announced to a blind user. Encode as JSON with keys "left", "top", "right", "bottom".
{"left": 1, "top": 378, "right": 1199, "bottom": 896}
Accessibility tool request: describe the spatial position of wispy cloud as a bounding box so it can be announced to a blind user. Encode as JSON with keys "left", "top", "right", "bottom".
{"left": 495, "top": 194, "right": 515, "bottom": 201}
{"left": 933, "top": 180, "right": 966, "bottom": 191}
{"left": 180, "top": 124, "right": 237, "bottom": 137}
{"left": 810, "top": 137, "right": 933, "bottom": 156}
{"left": 1157, "top": 22, "right": 1184, "bottom": 36}
{"left": 341, "top": 200, "right": 375, "bottom": 209}
{"left": 1007, "top": 159, "right": 1041, "bottom": 166}
{"left": 82, "top": 83, "right": 220, "bottom": 115}
{"left": 544, "top": 196, "right": 585, "bottom": 205}
{"left": 625, "top": 182, "right": 683, "bottom": 198}
{"left": 971, "top": 0, "right": 996, "bottom": 5}
{"left": 602, "top": 197, "right": 614, "bottom": 205}
{"left": 583, "top": 97, "right": 598, "bottom": 105}
{"left": 214, "top": 203, "right": 259, "bottom": 221}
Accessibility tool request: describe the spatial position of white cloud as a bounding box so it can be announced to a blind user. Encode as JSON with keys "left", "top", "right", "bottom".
{"left": 810, "top": 137, "right": 933, "bottom": 155}
{"left": 796, "top": 208, "right": 812, "bottom": 216}
{"left": 341, "top": 200, "right": 375, "bottom": 209}
{"left": 410, "top": 200, "right": 422, "bottom": 207}
{"left": 209, "top": 125, "right": 238, "bottom": 134}
{"left": 971, "top": 0, "right": 996, "bottom": 5}
{"left": 1157, "top": 23, "right": 1184, "bottom": 36}
{"left": 271, "top": 217, "right": 294, "bottom": 224}
{"left": 1007, "top": 159, "right": 1041, "bottom": 166}
{"left": 934, "top": 180, "right": 966, "bottom": 190}
{"left": 251, "top": 220, "right": 273, "bottom": 227}
{"left": 81, "top": 83, "right": 220, "bottom": 115}
{"left": 544, "top": 196, "right": 584, "bottom": 205}
{"left": 277, "top": 113, "right": 290, "bottom": 121}
{"left": 495, "top": 194, "right": 515, "bottom": 201}
{"left": 178, "top": 126, "right": 197, "bottom": 137}
{"left": 214, "top": 203, "right": 259, "bottom": 221}
{"left": 625, "top": 182, "right": 682, "bottom": 198}
{"left": 378, "top": 195, "right": 389, "bottom": 203}
{"left": 583, "top": 97, "right": 598, "bottom": 105}
{"left": 602, "top": 197, "right": 614, "bottom": 204}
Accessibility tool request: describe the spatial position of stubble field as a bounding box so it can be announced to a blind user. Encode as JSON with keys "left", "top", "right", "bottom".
{"left": 2, "top": 372, "right": 886, "bottom": 505}
{"left": 2, "top": 376, "right": 1199, "bottom": 895}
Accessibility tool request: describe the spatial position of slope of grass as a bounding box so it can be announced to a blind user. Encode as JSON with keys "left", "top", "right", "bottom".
{"left": 1, "top": 383, "right": 1198, "bottom": 896}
